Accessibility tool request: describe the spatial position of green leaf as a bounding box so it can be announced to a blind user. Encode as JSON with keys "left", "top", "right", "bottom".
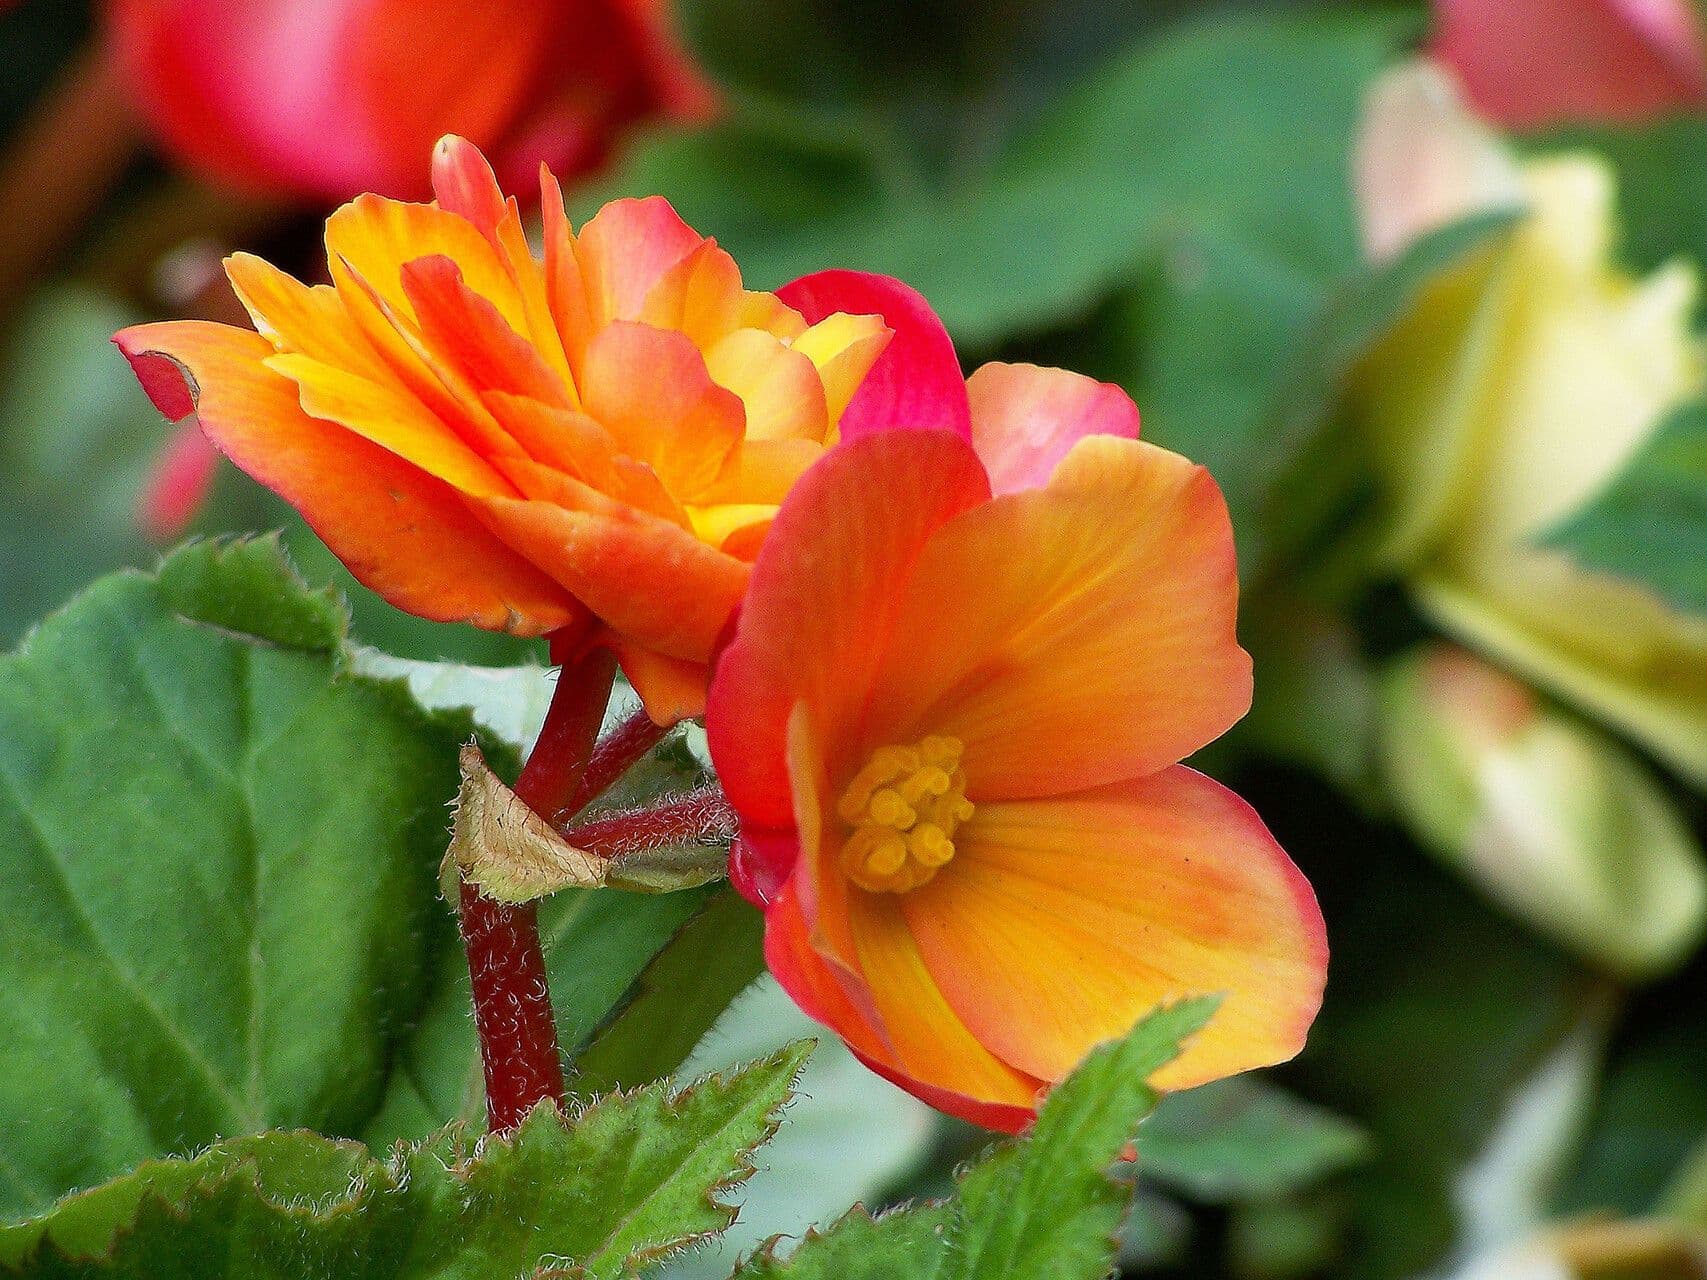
{"left": 0, "top": 537, "right": 484, "bottom": 1220}
{"left": 574, "top": 889, "right": 765, "bottom": 1096}
{"left": 1543, "top": 399, "right": 1707, "bottom": 617}
{"left": 730, "top": 999, "right": 1218, "bottom": 1280}
{"left": 0, "top": 1044, "right": 810, "bottom": 1278}
{"left": 592, "top": 13, "right": 1403, "bottom": 348}
{"left": 658, "top": 978, "right": 937, "bottom": 1280}
{"left": 1136, "top": 1079, "right": 1370, "bottom": 1205}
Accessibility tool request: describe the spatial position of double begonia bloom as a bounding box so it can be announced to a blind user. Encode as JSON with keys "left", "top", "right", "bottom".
{"left": 117, "top": 138, "right": 903, "bottom": 723}
{"left": 106, "top": 0, "right": 716, "bottom": 202}
{"left": 707, "top": 361, "right": 1328, "bottom": 1130}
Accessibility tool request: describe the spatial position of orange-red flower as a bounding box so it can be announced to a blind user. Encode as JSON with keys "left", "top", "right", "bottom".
{"left": 106, "top": 0, "right": 715, "bottom": 201}
{"left": 117, "top": 137, "right": 918, "bottom": 722}
{"left": 707, "top": 374, "right": 1327, "bottom": 1130}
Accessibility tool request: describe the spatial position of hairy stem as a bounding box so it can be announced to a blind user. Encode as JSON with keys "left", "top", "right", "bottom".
{"left": 460, "top": 640, "right": 615, "bottom": 1131}
{"left": 560, "top": 786, "right": 737, "bottom": 859}
{"left": 559, "top": 706, "right": 668, "bottom": 819}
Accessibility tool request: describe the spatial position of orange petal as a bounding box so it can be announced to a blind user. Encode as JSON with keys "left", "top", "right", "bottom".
{"left": 399, "top": 254, "right": 570, "bottom": 406}
{"left": 262, "top": 352, "right": 514, "bottom": 497}
{"left": 469, "top": 480, "right": 750, "bottom": 662}
{"left": 639, "top": 238, "right": 745, "bottom": 350}
{"left": 905, "top": 767, "right": 1324, "bottom": 1089}
{"left": 223, "top": 252, "right": 388, "bottom": 379}
{"left": 116, "top": 321, "right": 578, "bottom": 634}
{"left": 696, "top": 438, "right": 824, "bottom": 506}
{"left": 430, "top": 134, "right": 508, "bottom": 242}
{"left": 703, "top": 328, "right": 829, "bottom": 443}
{"left": 967, "top": 361, "right": 1140, "bottom": 495}
{"left": 540, "top": 166, "right": 596, "bottom": 387}
{"left": 867, "top": 435, "right": 1251, "bottom": 800}
{"left": 573, "top": 195, "right": 704, "bottom": 329}
{"left": 846, "top": 891, "right": 1046, "bottom": 1108}
{"left": 606, "top": 637, "right": 710, "bottom": 726}
{"left": 580, "top": 321, "right": 745, "bottom": 499}
{"left": 325, "top": 192, "right": 527, "bottom": 333}
{"left": 706, "top": 430, "right": 992, "bottom": 830}
{"left": 740, "top": 290, "right": 808, "bottom": 340}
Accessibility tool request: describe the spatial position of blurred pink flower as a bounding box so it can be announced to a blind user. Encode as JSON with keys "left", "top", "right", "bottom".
{"left": 105, "top": 0, "right": 716, "bottom": 202}
{"left": 1433, "top": 0, "right": 1707, "bottom": 129}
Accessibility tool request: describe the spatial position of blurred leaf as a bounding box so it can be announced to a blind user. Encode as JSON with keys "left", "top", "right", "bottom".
{"left": 0, "top": 538, "right": 484, "bottom": 1218}
{"left": 1533, "top": 117, "right": 1707, "bottom": 279}
{"left": 731, "top": 999, "right": 1218, "bottom": 1279}
{"left": 1110, "top": 211, "right": 1521, "bottom": 579}
{"left": 595, "top": 13, "right": 1403, "bottom": 348}
{"left": 0, "top": 1044, "right": 809, "bottom": 1277}
{"left": 1556, "top": 957, "right": 1707, "bottom": 1220}
{"left": 574, "top": 889, "right": 765, "bottom": 1097}
{"left": 1254, "top": 768, "right": 1591, "bottom": 1279}
{"left": 658, "top": 978, "right": 937, "bottom": 1280}
{"left": 1137, "top": 1078, "right": 1370, "bottom": 1205}
{"left": 1237, "top": 602, "right": 1380, "bottom": 794}
{"left": 1227, "top": 1193, "right": 1350, "bottom": 1280}
{"left": 1543, "top": 399, "right": 1707, "bottom": 617}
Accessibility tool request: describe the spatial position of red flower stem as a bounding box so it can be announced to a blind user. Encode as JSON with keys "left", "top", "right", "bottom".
{"left": 558, "top": 707, "right": 668, "bottom": 820}
{"left": 558, "top": 787, "right": 737, "bottom": 859}
{"left": 460, "top": 639, "right": 615, "bottom": 1132}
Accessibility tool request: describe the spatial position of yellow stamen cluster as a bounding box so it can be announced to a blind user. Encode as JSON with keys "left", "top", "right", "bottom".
{"left": 836, "top": 735, "right": 974, "bottom": 893}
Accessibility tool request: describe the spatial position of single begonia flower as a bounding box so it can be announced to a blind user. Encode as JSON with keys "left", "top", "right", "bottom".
{"left": 105, "top": 0, "right": 716, "bottom": 202}
{"left": 1432, "top": 0, "right": 1707, "bottom": 130}
{"left": 117, "top": 136, "right": 903, "bottom": 722}
{"left": 706, "top": 365, "right": 1327, "bottom": 1130}
{"left": 1350, "top": 63, "right": 1707, "bottom": 787}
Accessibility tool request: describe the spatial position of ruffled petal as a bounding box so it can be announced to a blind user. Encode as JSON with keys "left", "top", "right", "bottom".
{"left": 580, "top": 321, "right": 745, "bottom": 499}
{"left": 778, "top": 270, "right": 970, "bottom": 440}
{"left": 967, "top": 361, "right": 1140, "bottom": 495}
{"left": 573, "top": 195, "right": 705, "bottom": 328}
{"left": 703, "top": 328, "right": 828, "bottom": 442}
{"left": 706, "top": 430, "right": 991, "bottom": 829}
{"left": 468, "top": 474, "right": 749, "bottom": 663}
{"left": 866, "top": 435, "right": 1251, "bottom": 800}
{"left": 902, "top": 766, "right": 1326, "bottom": 1090}
{"left": 116, "top": 321, "right": 578, "bottom": 634}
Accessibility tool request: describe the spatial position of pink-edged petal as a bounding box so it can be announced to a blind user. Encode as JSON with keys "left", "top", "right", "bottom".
{"left": 903, "top": 766, "right": 1327, "bottom": 1091}
{"left": 573, "top": 195, "right": 705, "bottom": 328}
{"left": 777, "top": 270, "right": 970, "bottom": 440}
{"left": 967, "top": 361, "right": 1140, "bottom": 495}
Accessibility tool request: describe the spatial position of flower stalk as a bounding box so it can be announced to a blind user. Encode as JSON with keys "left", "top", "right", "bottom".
{"left": 558, "top": 787, "right": 737, "bottom": 859}
{"left": 460, "top": 638, "right": 615, "bottom": 1132}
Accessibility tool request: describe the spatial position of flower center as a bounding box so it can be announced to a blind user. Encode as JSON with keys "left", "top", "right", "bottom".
{"left": 835, "top": 735, "right": 975, "bottom": 893}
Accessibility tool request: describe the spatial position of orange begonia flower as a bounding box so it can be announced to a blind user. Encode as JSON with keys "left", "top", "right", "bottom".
{"left": 706, "top": 375, "right": 1327, "bottom": 1130}
{"left": 116, "top": 137, "right": 908, "bottom": 722}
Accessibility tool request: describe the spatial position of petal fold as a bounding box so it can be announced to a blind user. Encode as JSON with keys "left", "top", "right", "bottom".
{"left": 967, "top": 361, "right": 1140, "bottom": 495}
{"left": 778, "top": 270, "right": 970, "bottom": 440}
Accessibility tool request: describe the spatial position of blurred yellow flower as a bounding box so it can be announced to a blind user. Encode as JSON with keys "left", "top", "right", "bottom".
{"left": 1350, "top": 62, "right": 1707, "bottom": 785}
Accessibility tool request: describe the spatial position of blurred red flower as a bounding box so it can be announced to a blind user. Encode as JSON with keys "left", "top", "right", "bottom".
{"left": 105, "top": 0, "right": 716, "bottom": 201}
{"left": 1433, "top": 0, "right": 1707, "bottom": 129}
